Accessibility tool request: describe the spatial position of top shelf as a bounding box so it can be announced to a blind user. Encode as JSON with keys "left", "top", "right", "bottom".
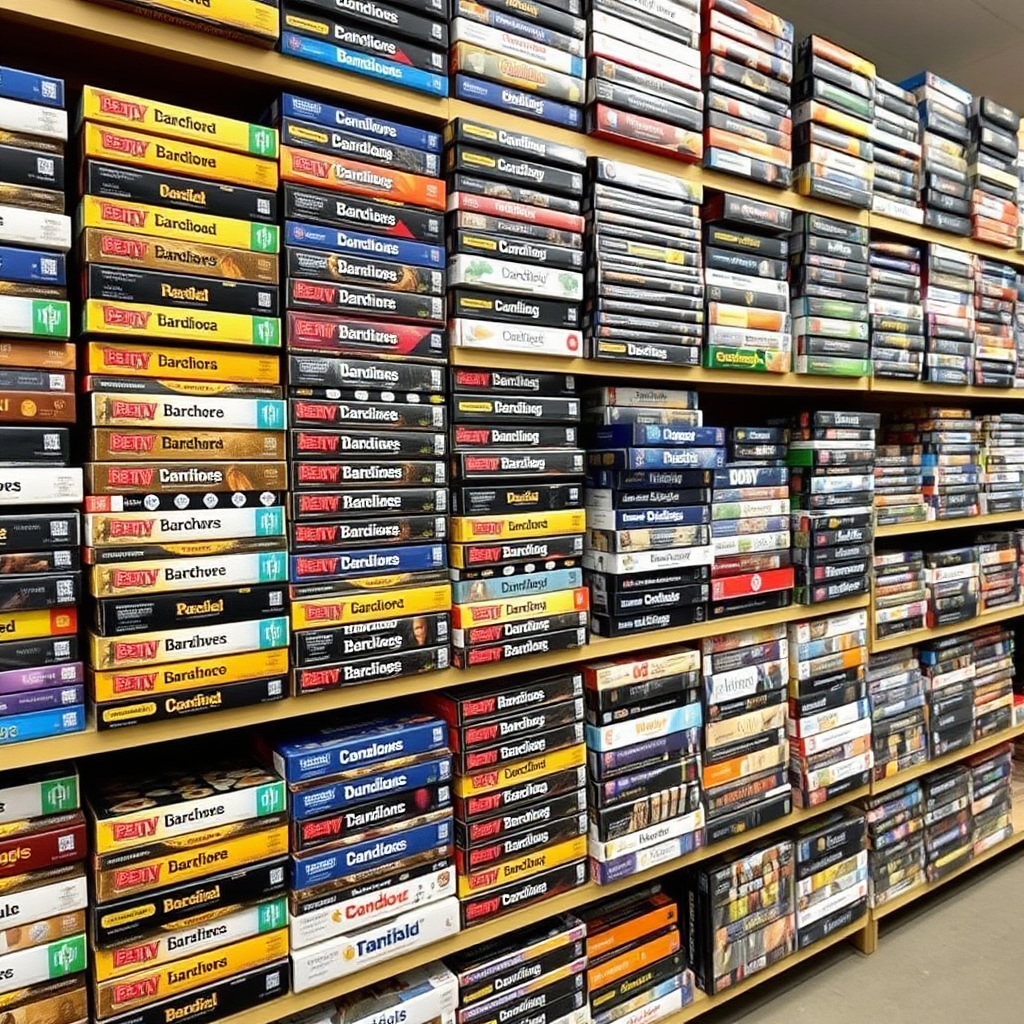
{"left": 8, "top": 2, "right": 1024, "bottom": 268}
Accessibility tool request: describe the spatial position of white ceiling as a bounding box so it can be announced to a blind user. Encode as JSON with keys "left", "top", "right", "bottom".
{"left": 768, "top": 0, "right": 1024, "bottom": 113}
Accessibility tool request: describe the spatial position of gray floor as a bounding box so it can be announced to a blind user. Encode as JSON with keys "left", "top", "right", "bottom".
{"left": 701, "top": 847, "right": 1024, "bottom": 1024}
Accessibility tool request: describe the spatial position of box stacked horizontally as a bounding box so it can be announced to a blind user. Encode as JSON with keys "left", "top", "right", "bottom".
{"left": 269, "top": 714, "right": 458, "bottom": 991}
{"left": 276, "top": 94, "right": 452, "bottom": 693}
{"left": 0, "top": 763, "right": 87, "bottom": 1024}
{"left": 82, "top": 0, "right": 280, "bottom": 44}
{"left": 87, "top": 759, "right": 289, "bottom": 1024}
{"left": 76, "top": 86, "right": 290, "bottom": 731}
{"left": 0, "top": 66, "right": 84, "bottom": 745}
{"left": 868, "top": 645, "right": 928, "bottom": 781}
{"left": 425, "top": 672, "right": 587, "bottom": 926}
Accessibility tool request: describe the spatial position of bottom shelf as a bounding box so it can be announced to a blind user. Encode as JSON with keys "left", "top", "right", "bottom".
{"left": 672, "top": 918, "right": 870, "bottom": 1023}
{"left": 873, "top": 811, "right": 1024, "bottom": 921}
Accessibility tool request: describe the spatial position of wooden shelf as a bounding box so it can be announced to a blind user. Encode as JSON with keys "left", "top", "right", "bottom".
{"left": 211, "top": 786, "right": 869, "bottom": 1024}
{"left": 872, "top": 801, "right": 1024, "bottom": 921}
{"left": 449, "top": 349, "right": 871, "bottom": 391}
{"left": 870, "top": 602, "right": 1024, "bottom": 654}
{"left": 871, "top": 722, "right": 1024, "bottom": 796}
{"left": 669, "top": 917, "right": 871, "bottom": 1023}
{"left": 868, "top": 378, "right": 1024, "bottom": 401}
{"left": 0, "top": 594, "right": 868, "bottom": 771}
{"left": 875, "top": 511, "right": 1024, "bottom": 538}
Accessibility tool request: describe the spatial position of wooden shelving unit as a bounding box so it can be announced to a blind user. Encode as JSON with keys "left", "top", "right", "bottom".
{"left": 4, "top": 6, "right": 1024, "bottom": 1023}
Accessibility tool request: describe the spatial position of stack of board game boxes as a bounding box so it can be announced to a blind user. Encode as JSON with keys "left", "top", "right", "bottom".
{"left": 789, "top": 216, "right": 871, "bottom": 378}
{"left": 452, "top": 0, "right": 582, "bottom": 126}
{"left": 446, "top": 119, "right": 585, "bottom": 360}
{"left": 87, "top": 760, "right": 290, "bottom": 1024}
{"left": 703, "top": 193, "right": 792, "bottom": 374}
{"left": 684, "top": 838, "right": 796, "bottom": 995}
{"left": 869, "top": 240, "right": 925, "bottom": 382}
{"left": 426, "top": 673, "right": 587, "bottom": 925}
{"left": 583, "top": 386, "right": 710, "bottom": 626}
{"left": 276, "top": 95, "right": 452, "bottom": 693}
{"left": 867, "top": 645, "right": 928, "bottom": 781}
{"left": 792, "top": 809, "right": 868, "bottom": 949}
{"left": 0, "top": 66, "right": 84, "bottom": 745}
{"left": 269, "top": 714, "right": 458, "bottom": 991}
{"left": 82, "top": 0, "right": 280, "bottom": 43}
{"left": 916, "top": 407, "right": 984, "bottom": 519}
{"left": 585, "top": 399, "right": 721, "bottom": 637}
{"left": 975, "top": 534, "right": 1020, "bottom": 614}
{"left": 449, "top": 379, "right": 586, "bottom": 667}
{"left": 702, "top": 624, "right": 793, "bottom": 843}
{"left": 585, "top": 650, "right": 704, "bottom": 884}
{"left": 927, "top": 544, "right": 983, "bottom": 629}
{"left": 788, "top": 410, "right": 878, "bottom": 605}
{"left": 968, "top": 742, "right": 1014, "bottom": 853}
{"left": 0, "top": 764, "right": 87, "bottom": 1024}
{"left": 969, "top": 97, "right": 1020, "bottom": 247}
{"left": 584, "top": 886, "right": 695, "bottom": 1023}
{"left": 586, "top": 0, "right": 701, "bottom": 161}
{"left": 861, "top": 782, "right": 925, "bottom": 908}
{"left": 973, "top": 258, "right": 1018, "bottom": 386}
{"left": 586, "top": 158, "right": 704, "bottom": 368}
{"left": 77, "top": 87, "right": 290, "bottom": 731}
{"left": 702, "top": 0, "right": 794, "bottom": 188}
{"left": 447, "top": 915, "right": 586, "bottom": 1024}
{"left": 282, "top": 962, "right": 457, "bottom": 1024}
{"left": 902, "top": 71, "right": 973, "bottom": 237}
{"left": 711, "top": 426, "right": 793, "bottom": 619}
{"left": 922, "top": 765, "right": 972, "bottom": 882}
{"left": 446, "top": 119, "right": 585, "bottom": 355}
{"left": 449, "top": 365, "right": 586, "bottom": 664}
{"left": 280, "top": 0, "right": 448, "bottom": 97}
{"left": 923, "top": 245, "right": 977, "bottom": 385}
{"left": 434, "top": 678, "right": 584, "bottom": 915}
{"left": 875, "top": 418, "right": 928, "bottom": 527}
{"left": 921, "top": 630, "right": 977, "bottom": 757}
{"left": 871, "top": 76, "right": 924, "bottom": 226}
{"left": 872, "top": 551, "right": 927, "bottom": 642}
{"left": 970, "top": 623, "right": 1016, "bottom": 738}
{"left": 981, "top": 414, "right": 1024, "bottom": 513}
{"left": 793, "top": 36, "right": 875, "bottom": 209}
{"left": 787, "top": 610, "right": 873, "bottom": 809}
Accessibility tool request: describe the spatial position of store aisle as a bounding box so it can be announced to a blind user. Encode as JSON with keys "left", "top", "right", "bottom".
{"left": 704, "top": 849, "right": 1024, "bottom": 1024}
